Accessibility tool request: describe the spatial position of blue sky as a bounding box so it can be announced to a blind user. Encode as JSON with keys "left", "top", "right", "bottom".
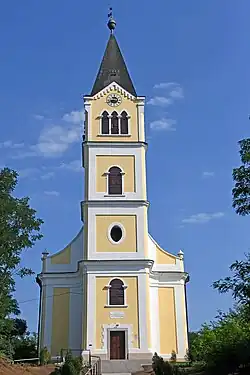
{"left": 0, "top": 0, "right": 250, "bottom": 333}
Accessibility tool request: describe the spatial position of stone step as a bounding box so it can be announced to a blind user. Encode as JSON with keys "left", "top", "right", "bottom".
{"left": 101, "top": 360, "right": 152, "bottom": 374}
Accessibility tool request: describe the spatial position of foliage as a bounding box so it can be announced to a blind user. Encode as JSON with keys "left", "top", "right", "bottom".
{"left": 60, "top": 351, "right": 83, "bottom": 375}
{"left": 213, "top": 252, "right": 250, "bottom": 315}
{"left": 13, "top": 332, "right": 37, "bottom": 360}
{"left": 0, "top": 168, "right": 43, "bottom": 356}
{"left": 170, "top": 350, "right": 177, "bottom": 363}
{"left": 188, "top": 310, "right": 250, "bottom": 374}
{"left": 232, "top": 138, "right": 250, "bottom": 216}
{"left": 40, "top": 346, "right": 51, "bottom": 365}
{"left": 152, "top": 353, "right": 181, "bottom": 375}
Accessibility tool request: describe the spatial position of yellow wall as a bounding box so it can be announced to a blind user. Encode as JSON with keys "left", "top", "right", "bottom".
{"left": 90, "top": 89, "right": 139, "bottom": 142}
{"left": 96, "top": 155, "right": 135, "bottom": 193}
{"left": 51, "top": 288, "right": 70, "bottom": 356}
{"left": 156, "top": 244, "right": 176, "bottom": 265}
{"left": 96, "top": 215, "right": 137, "bottom": 253}
{"left": 50, "top": 246, "right": 71, "bottom": 265}
{"left": 95, "top": 277, "right": 139, "bottom": 349}
{"left": 158, "top": 288, "right": 177, "bottom": 354}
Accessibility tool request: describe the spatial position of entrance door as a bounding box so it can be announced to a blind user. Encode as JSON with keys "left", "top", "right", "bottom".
{"left": 110, "top": 330, "right": 126, "bottom": 360}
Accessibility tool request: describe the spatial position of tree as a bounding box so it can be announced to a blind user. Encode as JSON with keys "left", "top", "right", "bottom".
{"left": 188, "top": 310, "right": 250, "bottom": 374}
{"left": 232, "top": 138, "right": 250, "bottom": 216}
{"left": 0, "top": 168, "right": 43, "bottom": 355}
{"left": 213, "top": 253, "right": 250, "bottom": 315}
{"left": 13, "top": 332, "right": 37, "bottom": 360}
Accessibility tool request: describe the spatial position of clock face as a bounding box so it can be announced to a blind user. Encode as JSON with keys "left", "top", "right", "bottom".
{"left": 106, "top": 94, "right": 122, "bottom": 107}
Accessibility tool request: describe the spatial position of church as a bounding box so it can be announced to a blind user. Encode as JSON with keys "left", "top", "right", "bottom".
{"left": 37, "top": 13, "right": 189, "bottom": 362}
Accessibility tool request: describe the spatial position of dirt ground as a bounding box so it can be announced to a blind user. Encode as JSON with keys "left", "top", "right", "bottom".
{"left": 0, "top": 359, "right": 56, "bottom": 375}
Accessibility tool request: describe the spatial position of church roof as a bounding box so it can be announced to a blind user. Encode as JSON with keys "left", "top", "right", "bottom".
{"left": 91, "top": 33, "right": 137, "bottom": 97}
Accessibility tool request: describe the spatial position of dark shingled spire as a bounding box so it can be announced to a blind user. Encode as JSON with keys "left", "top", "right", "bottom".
{"left": 91, "top": 31, "right": 137, "bottom": 96}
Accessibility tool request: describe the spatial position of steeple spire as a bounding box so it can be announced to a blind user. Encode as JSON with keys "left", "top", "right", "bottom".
{"left": 91, "top": 10, "right": 137, "bottom": 97}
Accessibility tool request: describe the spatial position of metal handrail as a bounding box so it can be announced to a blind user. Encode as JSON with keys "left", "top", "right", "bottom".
{"left": 82, "top": 356, "right": 101, "bottom": 375}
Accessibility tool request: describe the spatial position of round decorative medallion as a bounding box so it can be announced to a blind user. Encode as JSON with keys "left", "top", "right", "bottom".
{"left": 106, "top": 93, "right": 122, "bottom": 107}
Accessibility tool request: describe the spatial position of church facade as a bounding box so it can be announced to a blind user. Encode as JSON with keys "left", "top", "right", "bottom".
{"left": 37, "top": 15, "right": 189, "bottom": 361}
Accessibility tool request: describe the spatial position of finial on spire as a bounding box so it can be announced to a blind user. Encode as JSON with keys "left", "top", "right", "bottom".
{"left": 107, "top": 7, "right": 116, "bottom": 33}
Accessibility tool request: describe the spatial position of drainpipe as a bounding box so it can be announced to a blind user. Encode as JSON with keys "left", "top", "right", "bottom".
{"left": 36, "top": 275, "right": 42, "bottom": 362}
{"left": 184, "top": 275, "right": 190, "bottom": 351}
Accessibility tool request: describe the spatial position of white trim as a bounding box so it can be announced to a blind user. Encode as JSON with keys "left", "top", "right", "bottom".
{"left": 105, "top": 304, "right": 128, "bottom": 308}
{"left": 86, "top": 145, "right": 147, "bottom": 202}
{"left": 86, "top": 274, "right": 96, "bottom": 348}
{"left": 107, "top": 222, "right": 126, "bottom": 245}
{"left": 43, "top": 285, "right": 53, "bottom": 352}
{"left": 174, "top": 285, "right": 188, "bottom": 358}
{"left": 137, "top": 102, "right": 145, "bottom": 142}
{"left": 86, "top": 206, "right": 148, "bottom": 260}
{"left": 98, "top": 134, "right": 132, "bottom": 137}
{"left": 88, "top": 82, "right": 136, "bottom": 101}
{"left": 138, "top": 274, "right": 149, "bottom": 351}
{"left": 101, "top": 323, "right": 133, "bottom": 355}
{"left": 84, "top": 103, "right": 92, "bottom": 141}
{"left": 150, "top": 286, "right": 160, "bottom": 354}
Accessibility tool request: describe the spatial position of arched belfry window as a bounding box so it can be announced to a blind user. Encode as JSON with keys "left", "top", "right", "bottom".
{"left": 101, "top": 111, "right": 109, "bottom": 134}
{"left": 108, "top": 166, "right": 122, "bottom": 195}
{"left": 111, "top": 111, "right": 119, "bottom": 134}
{"left": 109, "top": 279, "right": 125, "bottom": 306}
{"left": 121, "top": 111, "right": 129, "bottom": 134}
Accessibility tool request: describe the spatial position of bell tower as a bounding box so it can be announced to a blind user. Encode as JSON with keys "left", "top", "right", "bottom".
{"left": 81, "top": 10, "right": 153, "bottom": 357}
{"left": 82, "top": 12, "right": 149, "bottom": 261}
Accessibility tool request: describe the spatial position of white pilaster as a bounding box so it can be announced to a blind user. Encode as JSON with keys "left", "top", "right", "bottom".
{"left": 84, "top": 102, "right": 92, "bottom": 141}
{"left": 138, "top": 274, "right": 149, "bottom": 351}
{"left": 137, "top": 102, "right": 145, "bottom": 142}
{"left": 174, "top": 284, "right": 188, "bottom": 358}
{"left": 150, "top": 286, "right": 160, "bottom": 354}
{"left": 43, "top": 284, "right": 53, "bottom": 352}
{"left": 86, "top": 274, "right": 96, "bottom": 348}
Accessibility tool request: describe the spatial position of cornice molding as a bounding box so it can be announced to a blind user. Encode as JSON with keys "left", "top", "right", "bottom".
{"left": 83, "top": 83, "right": 145, "bottom": 104}
{"left": 82, "top": 141, "right": 148, "bottom": 150}
{"left": 81, "top": 200, "right": 149, "bottom": 208}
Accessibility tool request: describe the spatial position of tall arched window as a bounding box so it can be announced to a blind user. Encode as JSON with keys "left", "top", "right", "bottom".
{"left": 111, "top": 111, "right": 119, "bottom": 134}
{"left": 121, "top": 111, "right": 129, "bottom": 134}
{"left": 108, "top": 167, "right": 122, "bottom": 195}
{"left": 101, "top": 111, "right": 109, "bottom": 134}
{"left": 109, "top": 279, "right": 124, "bottom": 305}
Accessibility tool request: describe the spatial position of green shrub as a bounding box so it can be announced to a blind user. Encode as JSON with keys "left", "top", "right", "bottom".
{"left": 60, "top": 351, "right": 83, "bottom": 375}
{"left": 152, "top": 353, "right": 182, "bottom": 375}
{"left": 170, "top": 350, "right": 177, "bottom": 363}
{"left": 61, "top": 361, "right": 78, "bottom": 375}
{"left": 40, "top": 346, "right": 51, "bottom": 365}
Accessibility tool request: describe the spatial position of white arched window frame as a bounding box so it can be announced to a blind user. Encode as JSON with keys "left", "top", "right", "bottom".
{"left": 98, "top": 111, "right": 131, "bottom": 136}
{"left": 104, "top": 277, "right": 128, "bottom": 307}
{"left": 104, "top": 165, "right": 125, "bottom": 196}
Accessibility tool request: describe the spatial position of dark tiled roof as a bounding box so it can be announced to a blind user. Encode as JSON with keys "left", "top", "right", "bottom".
{"left": 91, "top": 34, "right": 136, "bottom": 96}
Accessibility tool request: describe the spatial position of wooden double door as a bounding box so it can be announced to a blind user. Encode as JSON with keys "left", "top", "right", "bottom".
{"left": 109, "top": 330, "right": 126, "bottom": 360}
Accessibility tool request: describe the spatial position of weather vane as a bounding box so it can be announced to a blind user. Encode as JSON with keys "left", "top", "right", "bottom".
{"left": 107, "top": 7, "right": 116, "bottom": 33}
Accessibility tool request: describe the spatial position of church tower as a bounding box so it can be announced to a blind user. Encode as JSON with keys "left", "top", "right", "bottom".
{"left": 37, "top": 12, "right": 189, "bottom": 362}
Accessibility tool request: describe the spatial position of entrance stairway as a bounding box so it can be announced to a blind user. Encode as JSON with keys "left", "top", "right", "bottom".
{"left": 101, "top": 360, "right": 153, "bottom": 375}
